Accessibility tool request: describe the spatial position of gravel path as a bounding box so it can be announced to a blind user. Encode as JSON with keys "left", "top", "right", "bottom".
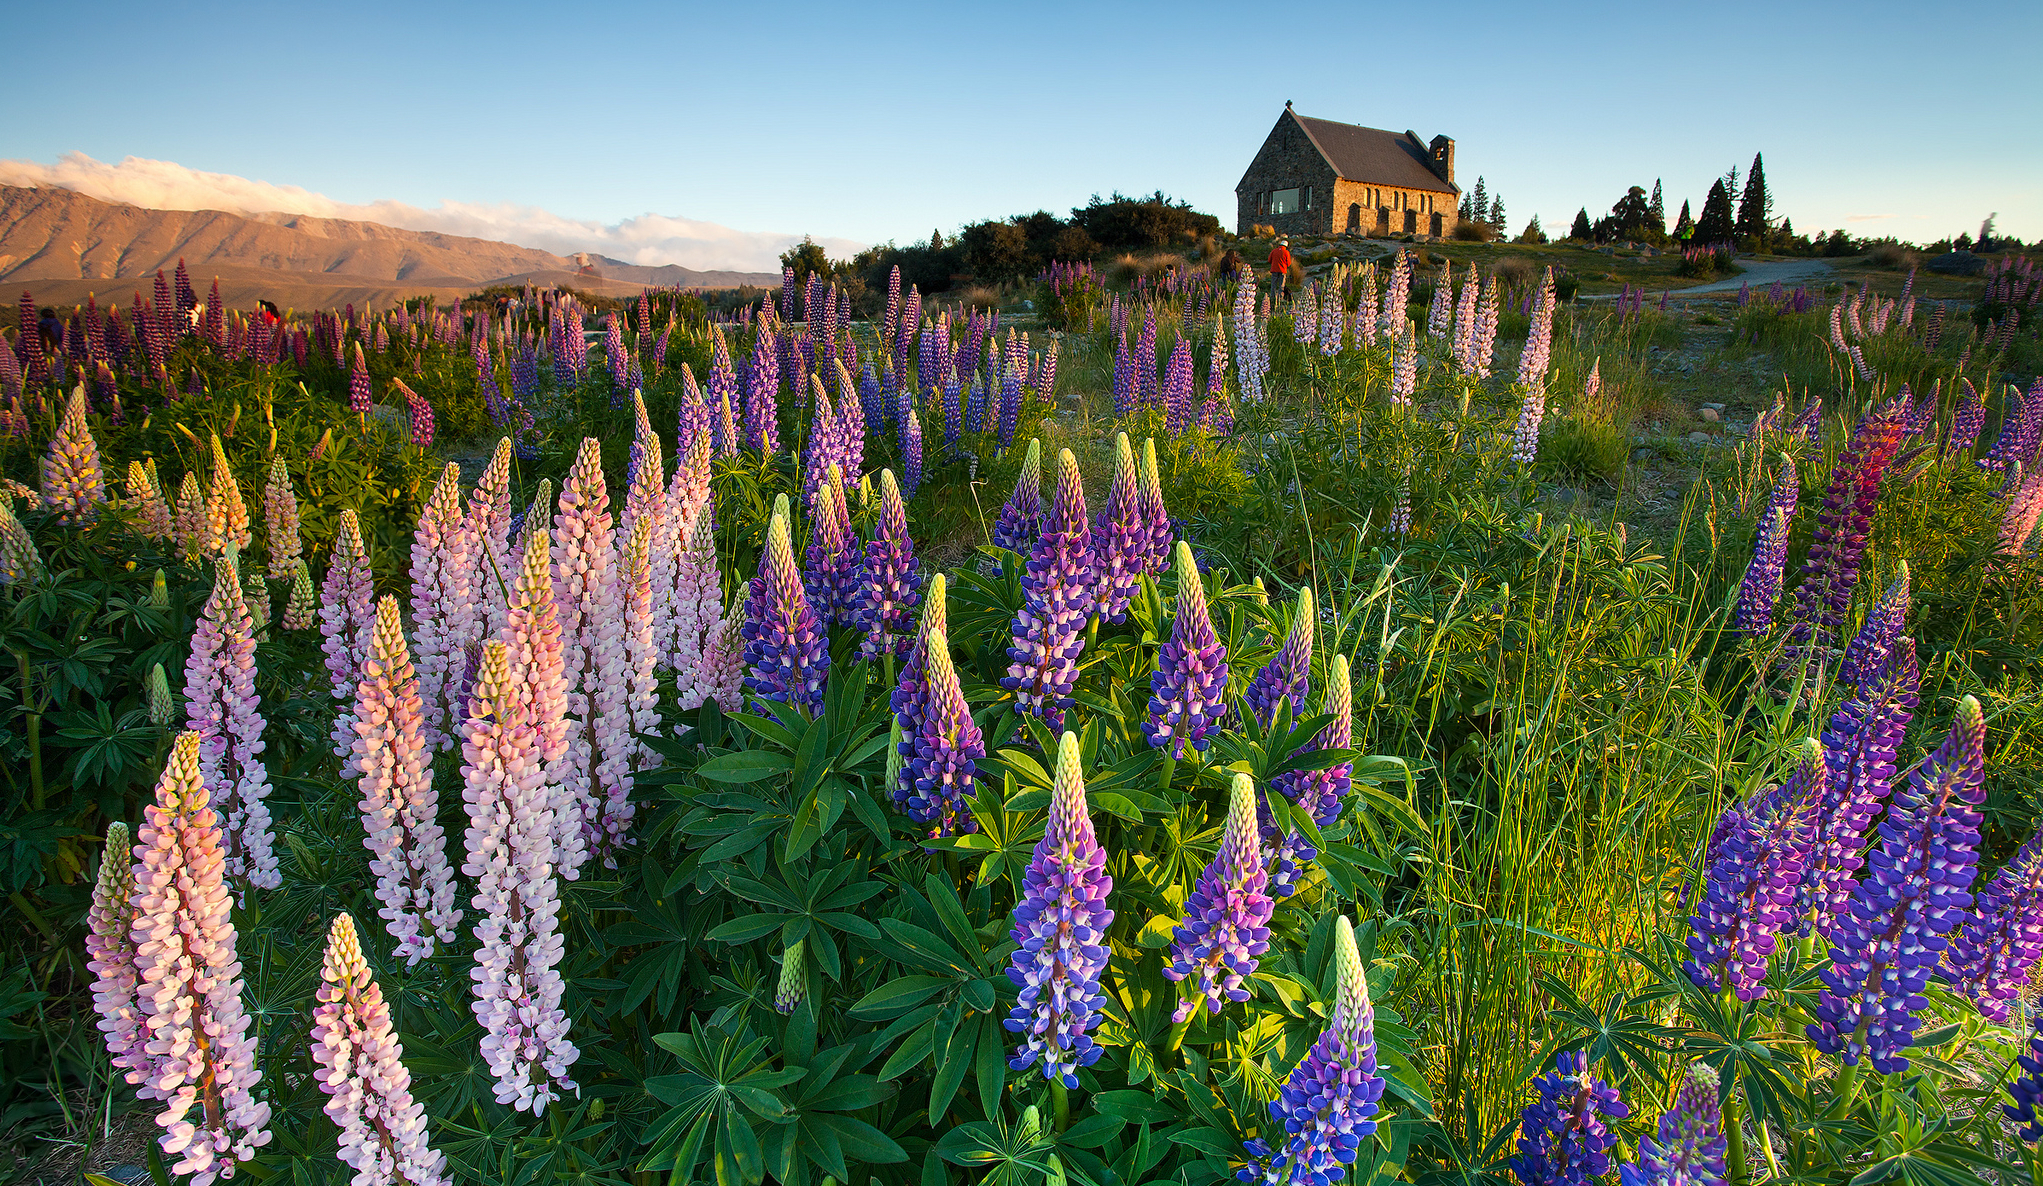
{"left": 1665, "top": 257, "right": 1837, "bottom": 296}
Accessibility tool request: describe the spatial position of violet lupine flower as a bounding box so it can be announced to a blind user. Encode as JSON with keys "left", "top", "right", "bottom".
{"left": 804, "top": 470, "right": 863, "bottom": 629}
{"left": 856, "top": 470, "right": 922, "bottom": 662}
{"left": 86, "top": 821, "right": 145, "bottom": 1080}
{"left": 205, "top": 434, "right": 251, "bottom": 554}
{"left": 775, "top": 940, "right": 808, "bottom": 1015}
{"left": 391, "top": 377, "right": 435, "bottom": 447}
{"left": 349, "top": 342, "right": 373, "bottom": 414}
{"left": 1246, "top": 586, "right": 1315, "bottom": 728}
{"left": 1266, "top": 654, "right": 1356, "bottom": 897}
{"left": 1137, "top": 439, "right": 1172, "bottom": 575}
{"left": 941, "top": 365, "right": 963, "bottom": 455}
{"left": 741, "top": 499, "right": 830, "bottom": 719}
{"left": 1236, "top": 916, "right": 1384, "bottom": 1186}
{"left": 1093, "top": 434, "right": 1146, "bottom": 624}
{"left": 352, "top": 595, "right": 462, "bottom": 964}
{"left": 1684, "top": 740, "right": 1822, "bottom": 1001}
{"left": 603, "top": 310, "right": 628, "bottom": 395}
{"left": 1944, "top": 821, "right": 2043, "bottom": 1024}
{"left": 1145, "top": 541, "right": 1230, "bottom": 758}
{"left": 1837, "top": 564, "right": 1910, "bottom": 694}
{"left": 1004, "top": 730, "right": 1114, "bottom": 1086}
{"left": 2009, "top": 1020, "right": 2043, "bottom": 1142}
{"left": 1948, "top": 380, "right": 1985, "bottom": 457}
{"left": 1162, "top": 338, "right": 1196, "bottom": 436}
{"left": 746, "top": 323, "right": 782, "bottom": 453}
{"left": 1165, "top": 773, "right": 1273, "bottom": 1021}
{"left": 128, "top": 730, "right": 274, "bottom": 1183}
{"left": 551, "top": 439, "right": 618, "bottom": 880}
{"left": 992, "top": 439, "right": 1045, "bottom": 555}
{"left": 322, "top": 509, "right": 377, "bottom": 771}
{"left": 310, "top": 913, "right": 451, "bottom": 1186}
{"left": 899, "top": 397, "right": 924, "bottom": 497}
{"left": 185, "top": 551, "right": 280, "bottom": 895}
{"left": 996, "top": 353, "right": 1022, "bottom": 448}
{"left": 260, "top": 457, "right": 301, "bottom": 580}
{"left": 1509, "top": 1052, "right": 1629, "bottom": 1186}
{"left": 1800, "top": 638, "right": 1920, "bottom": 940}
{"left": 801, "top": 374, "right": 842, "bottom": 506}
{"left": 1619, "top": 1064, "right": 1726, "bottom": 1186}
{"left": 903, "top": 597, "right": 984, "bottom": 837}
{"left": 1785, "top": 401, "right": 1906, "bottom": 654}
{"left": 410, "top": 465, "right": 476, "bottom": 753}
{"left": 1112, "top": 331, "right": 1137, "bottom": 418}
{"left": 42, "top": 386, "right": 106, "bottom": 522}
{"left": 966, "top": 373, "right": 989, "bottom": 435}
{"left": 1733, "top": 455, "right": 1799, "bottom": 638}
{"left": 282, "top": 559, "right": 317, "bottom": 632}
{"left": 834, "top": 358, "right": 867, "bottom": 481}
{"left": 891, "top": 575, "right": 948, "bottom": 810}
{"left": 1136, "top": 307, "right": 1160, "bottom": 408}
{"left": 1810, "top": 695, "right": 1986, "bottom": 1073}
{"left": 1002, "top": 449, "right": 1096, "bottom": 731}
{"left": 460, "top": 640, "right": 580, "bottom": 1113}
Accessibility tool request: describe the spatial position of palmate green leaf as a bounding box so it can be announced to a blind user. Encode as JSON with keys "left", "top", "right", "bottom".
{"left": 697, "top": 750, "right": 797, "bottom": 782}
{"left": 850, "top": 975, "right": 951, "bottom": 1019}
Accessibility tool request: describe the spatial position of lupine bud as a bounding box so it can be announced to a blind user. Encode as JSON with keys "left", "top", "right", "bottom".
{"left": 741, "top": 500, "right": 830, "bottom": 718}
{"left": 145, "top": 662, "right": 174, "bottom": 724}
{"left": 42, "top": 385, "right": 106, "bottom": 522}
{"left": 185, "top": 551, "right": 279, "bottom": 894}
{"left": 775, "top": 939, "right": 809, "bottom": 1014}
{"left": 309, "top": 913, "right": 451, "bottom": 1186}
{"left": 128, "top": 460, "right": 174, "bottom": 541}
{"left": 1166, "top": 774, "right": 1273, "bottom": 1020}
{"left": 1005, "top": 731, "right": 1114, "bottom": 1086}
{"left": 991, "top": 438, "right": 1044, "bottom": 555}
{"left": 1145, "top": 541, "right": 1229, "bottom": 757}
{"left": 86, "top": 821, "right": 145, "bottom": 1079}
{"left": 1618, "top": 1064, "right": 1726, "bottom": 1186}
{"left": 1002, "top": 450, "right": 1095, "bottom": 730}
{"left": 1508, "top": 1052, "right": 1628, "bottom": 1186}
{"left": 282, "top": 557, "right": 317, "bottom": 631}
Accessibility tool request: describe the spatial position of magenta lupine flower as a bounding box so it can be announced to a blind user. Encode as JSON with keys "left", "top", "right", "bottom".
{"left": 1944, "top": 820, "right": 2043, "bottom": 1024}
{"left": 1509, "top": 1052, "right": 1629, "bottom": 1186}
{"left": 1810, "top": 695, "right": 1986, "bottom": 1073}
{"left": 1138, "top": 439, "right": 1172, "bottom": 574}
{"left": 803, "top": 472, "right": 863, "bottom": 629}
{"left": 1005, "top": 731, "right": 1115, "bottom": 1086}
{"left": 460, "top": 641, "right": 580, "bottom": 1113}
{"left": 992, "top": 439, "right": 1045, "bottom": 555}
{"left": 1145, "top": 542, "right": 1230, "bottom": 758}
{"left": 203, "top": 434, "right": 251, "bottom": 554}
{"left": 1002, "top": 449, "right": 1096, "bottom": 731}
{"left": 352, "top": 596, "right": 462, "bottom": 964}
{"left": 1837, "top": 564, "right": 1910, "bottom": 694}
{"left": 42, "top": 386, "right": 106, "bottom": 522}
{"left": 86, "top": 821, "right": 145, "bottom": 1080}
{"left": 1684, "top": 740, "right": 1822, "bottom": 1001}
{"left": 350, "top": 342, "right": 373, "bottom": 415}
{"left": 1237, "top": 916, "right": 1384, "bottom": 1186}
{"left": 1799, "top": 638, "right": 1920, "bottom": 940}
{"left": 856, "top": 470, "right": 922, "bottom": 662}
{"left": 550, "top": 439, "right": 616, "bottom": 880}
{"left": 127, "top": 730, "right": 274, "bottom": 1182}
{"left": 904, "top": 594, "right": 984, "bottom": 837}
{"left": 1619, "top": 1064, "right": 1726, "bottom": 1186}
{"left": 391, "top": 377, "right": 435, "bottom": 447}
{"left": 741, "top": 499, "right": 830, "bottom": 718}
{"left": 1734, "top": 455, "right": 1798, "bottom": 638}
{"left": 1162, "top": 338, "right": 1196, "bottom": 436}
{"left": 1093, "top": 434, "right": 1147, "bottom": 624}
{"left": 410, "top": 465, "right": 477, "bottom": 753}
{"left": 1165, "top": 774, "right": 1273, "bottom": 1021}
{"left": 260, "top": 457, "right": 301, "bottom": 581}
{"left": 322, "top": 509, "right": 377, "bottom": 770}
{"left": 185, "top": 551, "right": 279, "bottom": 895}
{"left": 1786, "top": 401, "right": 1905, "bottom": 654}
{"left": 309, "top": 913, "right": 451, "bottom": 1186}
{"left": 1246, "top": 586, "right": 1314, "bottom": 728}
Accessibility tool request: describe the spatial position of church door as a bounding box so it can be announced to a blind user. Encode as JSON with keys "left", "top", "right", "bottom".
{"left": 1347, "top": 204, "right": 1361, "bottom": 234}
{"left": 1376, "top": 207, "right": 1390, "bottom": 235}
{"left": 1404, "top": 209, "right": 1418, "bottom": 234}
{"left": 1431, "top": 212, "right": 1444, "bottom": 237}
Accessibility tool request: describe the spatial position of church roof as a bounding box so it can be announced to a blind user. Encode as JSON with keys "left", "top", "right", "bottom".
{"left": 1289, "top": 113, "right": 1458, "bottom": 195}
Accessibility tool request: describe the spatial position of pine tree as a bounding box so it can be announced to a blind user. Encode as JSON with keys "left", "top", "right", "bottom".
{"left": 1736, "top": 152, "right": 1772, "bottom": 241}
{"left": 1459, "top": 193, "right": 1472, "bottom": 221}
{"left": 930, "top": 228, "right": 945, "bottom": 251}
{"left": 1489, "top": 195, "right": 1505, "bottom": 229}
{"left": 1648, "top": 180, "right": 1666, "bottom": 237}
{"left": 1471, "top": 177, "right": 1488, "bottom": 224}
{"left": 1570, "top": 207, "right": 1593, "bottom": 241}
{"left": 1696, "top": 180, "right": 1735, "bottom": 245}
{"left": 1673, "top": 200, "right": 1695, "bottom": 240}
{"left": 1519, "top": 214, "right": 1547, "bottom": 245}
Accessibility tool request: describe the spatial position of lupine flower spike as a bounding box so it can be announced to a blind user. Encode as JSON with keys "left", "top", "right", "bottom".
{"left": 2006, "top": 1019, "right": 2043, "bottom": 1142}
{"left": 260, "top": 457, "right": 301, "bottom": 580}
{"left": 1002, "top": 450, "right": 1096, "bottom": 730}
{"left": 741, "top": 498, "right": 830, "bottom": 718}
{"left": 856, "top": 469, "right": 922, "bottom": 661}
{"left": 1237, "top": 916, "right": 1385, "bottom": 1186}
{"left": 1619, "top": 1063, "right": 1726, "bottom": 1186}
{"left": 322, "top": 509, "right": 377, "bottom": 771}
{"left": 0, "top": 496, "right": 41, "bottom": 584}
{"left": 128, "top": 460, "right": 174, "bottom": 541}
{"left": 85, "top": 821, "right": 144, "bottom": 1078}
{"left": 1144, "top": 541, "right": 1229, "bottom": 757}
{"left": 43, "top": 385, "right": 107, "bottom": 522}
{"left": 185, "top": 551, "right": 280, "bottom": 894}
{"left": 1166, "top": 773, "right": 1273, "bottom": 1020}
{"left": 283, "top": 558, "right": 317, "bottom": 631}
{"left": 127, "top": 731, "right": 274, "bottom": 1182}
{"left": 1508, "top": 1052, "right": 1629, "bottom": 1186}
{"left": 902, "top": 594, "right": 984, "bottom": 836}
{"left": 1005, "top": 731, "right": 1114, "bottom": 1086}
{"left": 502, "top": 485, "right": 581, "bottom": 881}
{"left": 1246, "top": 586, "right": 1314, "bottom": 727}
{"left": 1945, "top": 817, "right": 2043, "bottom": 1023}
{"left": 1094, "top": 433, "right": 1146, "bottom": 624}
{"left": 410, "top": 464, "right": 476, "bottom": 753}
{"left": 1137, "top": 438, "right": 1173, "bottom": 574}
{"left": 205, "top": 433, "right": 251, "bottom": 553}
{"left": 1268, "top": 654, "right": 1356, "bottom": 897}
{"left": 352, "top": 596, "right": 461, "bottom": 963}
{"left": 991, "top": 438, "right": 1043, "bottom": 555}
{"left": 775, "top": 940, "right": 809, "bottom": 1015}
{"left": 552, "top": 439, "right": 618, "bottom": 879}
{"left": 1734, "top": 455, "right": 1798, "bottom": 638}
{"left": 309, "top": 913, "right": 452, "bottom": 1186}
{"left": 1684, "top": 740, "right": 1822, "bottom": 1001}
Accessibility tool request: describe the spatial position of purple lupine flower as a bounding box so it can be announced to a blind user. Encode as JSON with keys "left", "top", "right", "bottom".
{"left": 1004, "top": 731, "right": 1114, "bottom": 1087}
{"left": 991, "top": 439, "right": 1044, "bottom": 555}
{"left": 1165, "top": 773, "right": 1273, "bottom": 1020}
{"left": 1113, "top": 330, "right": 1137, "bottom": 418}
{"left": 855, "top": 469, "right": 922, "bottom": 661}
{"left": 966, "top": 373, "right": 989, "bottom": 436}
{"left": 1734, "top": 455, "right": 1799, "bottom": 638}
{"left": 184, "top": 551, "right": 279, "bottom": 896}
{"left": 1236, "top": 916, "right": 1384, "bottom": 1186}
{"left": 741, "top": 498, "right": 830, "bottom": 719}
{"left": 801, "top": 374, "right": 841, "bottom": 506}
{"left": 940, "top": 364, "right": 962, "bottom": 455}
{"left": 747, "top": 321, "right": 781, "bottom": 453}
{"left": 1093, "top": 433, "right": 1146, "bottom": 624}
{"left": 1002, "top": 449, "right": 1095, "bottom": 731}
{"left": 1509, "top": 1052, "right": 1630, "bottom": 1186}
{"left": 1162, "top": 337, "right": 1196, "bottom": 436}
{"left": 1137, "top": 438, "right": 1172, "bottom": 574}
{"left": 1136, "top": 307, "right": 1160, "bottom": 408}
{"left": 1800, "top": 639, "right": 1920, "bottom": 939}
{"left": 1619, "top": 1064, "right": 1726, "bottom": 1186}
{"left": 1245, "top": 586, "right": 1314, "bottom": 728}
{"left": 1809, "top": 695, "right": 1986, "bottom": 1073}
{"left": 1684, "top": 740, "right": 1822, "bottom": 1000}
{"left": 997, "top": 352, "right": 1022, "bottom": 448}
{"left": 2006, "top": 1019, "right": 2043, "bottom": 1141}
{"left": 1145, "top": 541, "right": 1230, "bottom": 758}
{"left": 803, "top": 467, "right": 863, "bottom": 629}
{"left": 904, "top": 595, "right": 983, "bottom": 837}
{"left": 604, "top": 311, "right": 628, "bottom": 397}
{"left": 1943, "top": 819, "right": 2043, "bottom": 1024}
{"left": 1266, "top": 654, "right": 1356, "bottom": 897}
{"left": 834, "top": 359, "right": 866, "bottom": 482}
{"left": 891, "top": 576, "right": 947, "bottom": 809}
{"left": 1785, "top": 400, "right": 1906, "bottom": 655}
{"left": 899, "top": 396, "right": 924, "bottom": 498}
{"left": 1837, "top": 565, "right": 1910, "bottom": 694}
{"left": 1948, "top": 380, "right": 1985, "bottom": 457}
{"left": 349, "top": 342, "right": 373, "bottom": 415}
{"left": 1516, "top": 268, "right": 1556, "bottom": 389}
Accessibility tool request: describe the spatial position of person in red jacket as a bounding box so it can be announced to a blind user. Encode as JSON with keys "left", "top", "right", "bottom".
{"left": 1266, "top": 237, "right": 1294, "bottom": 301}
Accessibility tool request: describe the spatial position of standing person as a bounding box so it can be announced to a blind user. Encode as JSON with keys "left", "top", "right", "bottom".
{"left": 37, "top": 307, "right": 63, "bottom": 353}
{"left": 1266, "top": 238, "right": 1294, "bottom": 304}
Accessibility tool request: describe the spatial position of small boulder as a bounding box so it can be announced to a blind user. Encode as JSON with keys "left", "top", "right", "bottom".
{"left": 1699, "top": 408, "right": 1721, "bottom": 423}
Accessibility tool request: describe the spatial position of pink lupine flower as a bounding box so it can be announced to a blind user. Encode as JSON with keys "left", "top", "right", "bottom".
{"left": 594, "top": 515, "right": 660, "bottom": 863}
{"left": 309, "top": 913, "right": 451, "bottom": 1186}
{"left": 261, "top": 456, "right": 301, "bottom": 580}
{"left": 128, "top": 461, "right": 174, "bottom": 541}
{"left": 322, "top": 509, "right": 377, "bottom": 772}
{"left": 410, "top": 465, "right": 477, "bottom": 752}
{"left": 460, "top": 641, "right": 579, "bottom": 1114}
{"left": 185, "top": 551, "right": 279, "bottom": 894}
{"left": 43, "top": 386, "right": 107, "bottom": 523}
{"left": 551, "top": 439, "right": 617, "bottom": 879}
{"left": 127, "top": 731, "right": 274, "bottom": 1182}
{"left": 502, "top": 485, "right": 581, "bottom": 879}
{"left": 86, "top": 821, "right": 146, "bottom": 1079}
{"left": 467, "top": 437, "right": 515, "bottom": 640}
{"left": 352, "top": 596, "right": 462, "bottom": 963}
{"left": 205, "top": 434, "right": 252, "bottom": 554}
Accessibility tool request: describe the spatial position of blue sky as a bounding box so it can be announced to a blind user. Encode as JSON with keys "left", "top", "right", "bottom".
{"left": 4, "top": 0, "right": 2038, "bottom": 268}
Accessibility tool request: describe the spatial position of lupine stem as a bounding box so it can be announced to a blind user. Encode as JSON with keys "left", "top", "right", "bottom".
{"left": 1724, "top": 1093, "right": 1748, "bottom": 1184}
{"left": 1052, "top": 1080, "right": 1070, "bottom": 1133}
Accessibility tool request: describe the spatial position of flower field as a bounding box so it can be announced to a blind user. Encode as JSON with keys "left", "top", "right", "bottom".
{"left": 3, "top": 246, "right": 2043, "bottom": 1186}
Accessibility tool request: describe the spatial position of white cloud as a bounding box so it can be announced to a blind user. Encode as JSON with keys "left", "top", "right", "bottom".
{"left": 0, "top": 152, "right": 862, "bottom": 273}
{"left": 1845, "top": 213, "right": 1897, "bottom": 222}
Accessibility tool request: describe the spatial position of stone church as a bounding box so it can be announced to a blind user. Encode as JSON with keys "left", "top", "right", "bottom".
{"left": 1236, "top": 103, "right": 1460, "bottom": 239}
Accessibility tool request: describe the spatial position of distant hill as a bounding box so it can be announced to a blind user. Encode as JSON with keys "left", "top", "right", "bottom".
{"left": 0, "top": 185, "right": 779, "bottom": 312}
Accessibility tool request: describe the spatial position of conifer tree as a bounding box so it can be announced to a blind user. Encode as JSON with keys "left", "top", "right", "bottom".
{"left": 1489, "top": 195, "right": 1505, "bottom": 229}
{"left": 1696, "top": 180, "right": 1736, "bottom": 245}
{"left": 1471, "top": 177, "right": 1488, "bottom": 224}
{"left": 1459, "top": 193, "right": 1472, "bottom": 221}
{"left": 1570, "top": 208, "right": 1593, "bottom": 241}
{"left": 1736, "top": 152, "right": 1772, "bottom": 241}
{"left": 1649, "top": 180, "right": 1666, "bottom": 237}
{"left": 1674, "top": 200, "right": 1695, "bottom": 240}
